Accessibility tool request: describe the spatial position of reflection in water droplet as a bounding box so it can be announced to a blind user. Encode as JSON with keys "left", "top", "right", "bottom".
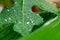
{"left": 4, "top": 19, "right": 7, "bottom": 22}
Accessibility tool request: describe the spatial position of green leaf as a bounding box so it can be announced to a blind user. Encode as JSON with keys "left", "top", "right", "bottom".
{"left": 0, "top": 0, "right": 43, "bottom": 36}
{"left": 0, "top": 0, "right": 58, "bottom": 36}
{"left": 13, "top": 0, "right": 44, "bottom": 36}
{"left": 17, "top": 16, "right": 60, "bottom": 40}
{"left": 35, "top": 0, "right": 58, "bottom": 14}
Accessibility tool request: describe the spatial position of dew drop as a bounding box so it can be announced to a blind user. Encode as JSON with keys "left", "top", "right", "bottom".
{"left": 7, "top": 9, "right": 10, "bottom": 12}
{"left": 30, "top": 19, "right": 33, "bottom": 23}
{"left": 4, "top": 19, "right": 7, "bottom": 22}
{"left": 37, "top": 14, "right": 39, "bottom": 16}
{"left": 8, "top": 17, "right": 11, "bottom": 20}
{"left": 30, "top": 19, "right": 35, "bottom": 25}
{"left": 19, "top": 22, "right": 21, "bottom": 24}
{"left": 31, "top": 21, "right": 34, "bottom": 23}
{"left": 27, "top": 22, "right": 30, "bottom": 24}
{"left": 15, "top": 2, "right": 17, "bottom": 4}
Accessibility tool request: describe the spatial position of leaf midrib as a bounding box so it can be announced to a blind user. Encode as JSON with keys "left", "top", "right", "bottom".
{"left": 22, "top": 0, "right": 24, "bottom": 31}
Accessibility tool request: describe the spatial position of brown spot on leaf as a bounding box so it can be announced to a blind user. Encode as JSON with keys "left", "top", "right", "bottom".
{"left": 32, "top": 6, "right": 43, "bottom": 12}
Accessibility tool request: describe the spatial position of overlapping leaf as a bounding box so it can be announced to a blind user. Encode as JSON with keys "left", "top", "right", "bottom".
{"left": 35, "top": 0, "right": 58, "bottom": 14}
{"left": 0, "top": 0, "right": 43, "bottom": 36}
{"left": 0, "top": 0, "right": 58, "bottom": 36}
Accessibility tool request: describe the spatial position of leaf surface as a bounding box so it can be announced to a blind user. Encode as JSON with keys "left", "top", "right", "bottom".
{"left": 0, "top": 0, "right": 58, "bottom": 36}
{"left": 0, "top": 0, "right": 43, "bottom": 36}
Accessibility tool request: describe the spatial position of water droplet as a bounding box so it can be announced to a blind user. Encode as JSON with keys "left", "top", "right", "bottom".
{"left": 27, "top": 22, "right": 30, "bottom": 24}
{"left": 30, "top": 19, "right": 35, "bottom": 25}
{"left": 31, "top": 21, "right": 34, "bottom": 23}
{"left": 4, "top": 19, "right": 7, "bottom": 22}
{"left": 7, "top": 9, "right": 10, "bottom": 12}
{"left": 19, "top": 22, "right": 21, "bottom": 24}
{"left": 8, "top": 17, "right": 11, "bottom": 20}
{"left": 30, "top": 19, "right": 33, "bottom": 23}
{"left": 15, "top": 2, "right": 17, "bottom": 4}
{"left": 37, "top": 14, "right": 39, "bottom": 16}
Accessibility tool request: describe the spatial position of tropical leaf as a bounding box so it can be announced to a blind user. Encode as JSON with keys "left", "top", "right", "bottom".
{"left": 0, "top": 0, "right": 43, "bottom": 36}
{"left": 0, "top": 0, "right": 58, "bottom": 36}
